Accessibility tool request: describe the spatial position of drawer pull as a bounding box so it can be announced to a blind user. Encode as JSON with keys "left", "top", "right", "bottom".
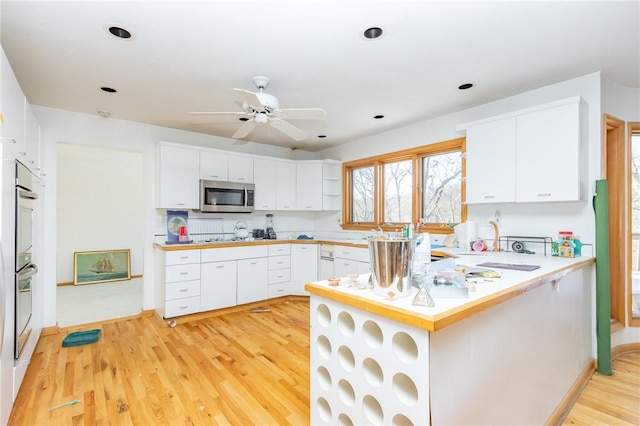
{"left": 277, "top": 289, "right": 284, "bottom": 293}
{"left": 216, "top": 265, "right": 225, "bottom": 269}
{"left": 179, "top": 272, "right": 189, "bottom": 275}
{"left": 179, "top": 256, "right": 189, "bottom": 259}
{"left": 179, "top": 289, "right": 188, "bottom": 292}
{"left": 179, "top": 305, "right": 188, "bottom": 309}
{"left": 250, "top": 262, "right": 257, "bottom": 265}
{"left": 538, "top": 193, "right": 552, "bottom": 197}
{"left": 483, "top": 195, "right": 495, "bottom": 199}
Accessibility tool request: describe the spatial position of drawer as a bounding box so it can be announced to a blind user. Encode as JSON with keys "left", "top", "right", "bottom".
{"left": 268, "top": 282, "right": 290, "bottom": 298}
{"left": 166, "top": 263, "right": 201, "bottom": 283}
{"left": 268, "top": 244, "right": 291, "bottom": 256}
{"left": 201, "top": 245, "right": 269, "bottom": 262}
{"left": 334, "top": 245, "right": 370, "bottom": 262}
{"left": 268, "top": 268, "right": 291, "bottom": 284}
{"left": 268, "top": 255, "right": 291, "bottom": 270}
{"left": 165, "top": 279, "right": 200, "bottom": 300}
{"left": 166, "top": 250, "right": 201, "bottom": 265}
{"left": 164, "top": 296, "right": 200, "bottom": 318}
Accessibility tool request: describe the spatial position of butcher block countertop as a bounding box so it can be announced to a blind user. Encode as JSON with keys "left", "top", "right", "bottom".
{"left": 305, "top": 251, "right": 594, "bottom": 332}
{"left": 153, "top": 238, "right": 368, "bottom": 251}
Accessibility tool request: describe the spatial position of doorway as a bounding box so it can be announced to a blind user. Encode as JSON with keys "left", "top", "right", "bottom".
{"left": 55, "top": 144, "right": 144, "bottom": 327}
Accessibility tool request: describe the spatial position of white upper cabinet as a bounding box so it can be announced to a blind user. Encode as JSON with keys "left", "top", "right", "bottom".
{"left": 296, "top": 161, "right": 323, "bottom": 211}
{"left": 465, "top": 117, "right": 517, "bottom": 203}
{"left": 515, "top": 101, "right": 582, "bottom": 202}
{"left": 24, "top": 102, "right": 41, "bottom": 172}
{"left": 253, "top": 158, "right": 277, "bottom": 210}
{"left": 276, "top": 161, "right": 296, "bottom": 210}
{"left": 199, "top": 151, "right": 228, "bottom": 181}
{"left": 156, "top": 143, "right": 200, "bottom": 209}
{"left": 462, "top": 97, "right": 584, "bottom": 204}
{"left": 228, "top": 155, "right": 253, "bottom": 183}
{"left": 1, "top": 49, "right": 27, "bottom": 160}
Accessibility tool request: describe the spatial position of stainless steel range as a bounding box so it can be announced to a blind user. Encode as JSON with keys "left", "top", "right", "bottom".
{"left": 15, "top": 161, "right": 38, "bottom": 359}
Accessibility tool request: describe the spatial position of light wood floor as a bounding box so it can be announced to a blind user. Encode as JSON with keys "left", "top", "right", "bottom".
{"left": 9, "top": 299, "right": 640, "bottom": 425}
{"left": 562, "top": 351, "right": 640, "bottom": 425}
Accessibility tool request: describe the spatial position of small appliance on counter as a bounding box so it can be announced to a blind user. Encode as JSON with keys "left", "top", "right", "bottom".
{"left": 166, "top": 210, "right": 192, "bottom": 244}
{"left": 265, "top": 213, "right": 277, "bottom": 239}
{"left": 252, "top": 229, "right": 265, "bottom": 239}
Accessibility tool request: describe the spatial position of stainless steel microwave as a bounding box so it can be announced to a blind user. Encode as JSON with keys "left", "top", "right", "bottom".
{"left": 199, "top": 180, "right": 255, "bottom": 213}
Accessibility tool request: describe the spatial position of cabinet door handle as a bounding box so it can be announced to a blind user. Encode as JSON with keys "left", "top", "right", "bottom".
{"left": 176, "top": 203, "right": 185, "bottom": 206}
{"left": 250, "top": 262, "right": 257, "bottom": 265}
{"left": 179, "top": 305, "right": 188, "bottom": 309}
{"left": 179, "top": 272, "right": 189, "bottom": 275}
{"left": 179, "top": 288, "right": 188, "bottom": 292}
{"left": 216, "top": 265, "right": 225, "bottom": 269}
{"left": 538, "top": 193, "right": 552, "bottom": 197}
{"left": 483, "top": 195, "right": 495, "bottom": 199}
{"left": 179, "top": 256, "right": 189, "bottom": 259}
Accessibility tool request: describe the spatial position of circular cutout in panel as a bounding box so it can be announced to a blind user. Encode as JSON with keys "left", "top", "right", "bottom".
{"left": 317, "top": 397, "right": 332, "bottom": 422}
{"left": 337, "top": 311, "right": 355, "bottom": 336}
{"left": 338, "top": 379, "right": 356, "bottom": 406}
{"left": 363, "top": 357, "right": 384, "bottom": 387}
{"left": 317, "top": 335, "right": 332, "bottom": 359}
{"left": 363, "top": 395, "right": 384, "bottom": 425}
{"left": 317, "top": 366, "right": 332, "bottom": 391}
{"left": 316, "top": 303, "right": 332, "bottom": 327}
{"left": 392, "top": 414, "right": 414, "bottom": 426}
{"left": 362, "top": 320, "right": 384, "bottom": 348}
{"left": 392, "top": 332, "right": 419, "bottom": 363}
{"left": 392, "top": 373, "right": 419, "bottom": 406}
{"left": 338, "top": 413, "right": 354, "bottom": 426}
{"left": 337, "top": 345, "right": 356, "bottom": 371}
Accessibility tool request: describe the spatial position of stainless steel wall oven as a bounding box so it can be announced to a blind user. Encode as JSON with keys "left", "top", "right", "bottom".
{"left": 15, "top": 160, "right": 38, "bottom": 359}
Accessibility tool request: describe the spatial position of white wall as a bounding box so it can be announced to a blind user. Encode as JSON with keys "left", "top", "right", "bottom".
{"left": 34, "top": 106, "right": 320, "bottom": 328}
{"left": 56, "top": 144, "right": 144, "bottom": 282}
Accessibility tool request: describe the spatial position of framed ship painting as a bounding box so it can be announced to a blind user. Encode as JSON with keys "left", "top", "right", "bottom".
{"left": 73, "top": 249, "right": 131, "bottom": 285}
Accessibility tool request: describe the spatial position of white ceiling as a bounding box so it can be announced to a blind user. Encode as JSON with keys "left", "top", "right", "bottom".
{"left": 1, "top": 0, "right": 638, "bottom": 152}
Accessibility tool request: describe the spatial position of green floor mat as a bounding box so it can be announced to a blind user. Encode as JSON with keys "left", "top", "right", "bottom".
{"left": 62, "top": 329, "right": 101, "bottom": 347}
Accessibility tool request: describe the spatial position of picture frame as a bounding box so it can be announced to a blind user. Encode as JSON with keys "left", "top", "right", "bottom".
{"left": 73, "top": 249, "right": 131, "bottom": 285}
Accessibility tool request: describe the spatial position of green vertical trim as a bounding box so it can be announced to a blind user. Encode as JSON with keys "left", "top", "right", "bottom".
{"left": 593, "top": 179, "right": 612, "bottom": 375}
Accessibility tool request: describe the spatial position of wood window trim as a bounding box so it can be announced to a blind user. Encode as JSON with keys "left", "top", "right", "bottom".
{"left": 341, "top": 137, "right": 466, "bottom": 234}
{"left": 628, "top": 122, "right": 640, "bottom": 327}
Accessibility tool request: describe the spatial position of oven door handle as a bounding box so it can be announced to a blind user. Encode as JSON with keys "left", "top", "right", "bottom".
{"left": 17, "top": 264, "right": 38, "bottom": 280}
{"left": 18, "top": 188, "right": 38, "bottom": 201}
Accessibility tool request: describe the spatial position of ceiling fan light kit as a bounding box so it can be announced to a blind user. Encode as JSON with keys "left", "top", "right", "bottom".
{"left": 188, "top": 76, "right": 326, "bottom": 142}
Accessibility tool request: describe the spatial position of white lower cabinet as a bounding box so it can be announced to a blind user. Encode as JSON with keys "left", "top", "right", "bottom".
{"left": 157, "top": 249, "right": 202, "bottom": 318}
{"left": 290, "top": 244, "right": 318, "bottom": 295}
{"left": 334, "top": 245, "right": 370, "bottom": 277}
{"left": 237, "top": 257, "right": 269, "bottom": 304}
{"left": 268, "top": 244, "right": 291, "bottom": 298}
{"left": 201, "top": 260, "right": 237, "bottom": 311}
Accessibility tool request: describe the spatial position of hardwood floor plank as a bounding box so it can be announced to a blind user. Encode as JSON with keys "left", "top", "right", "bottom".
{"left": 9, "top": 299, "right": 638, "bottom": 425}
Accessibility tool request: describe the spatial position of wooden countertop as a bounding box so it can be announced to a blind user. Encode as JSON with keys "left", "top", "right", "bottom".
{"left": 153, "top": 239, "right": 368, "bottom": 251}
{"left": 305, "top": 253, "right": 594, "bottom": 332}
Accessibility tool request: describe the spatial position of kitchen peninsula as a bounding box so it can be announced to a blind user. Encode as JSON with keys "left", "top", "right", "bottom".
{"left": 305, "top": 252, "right": 594, "bottom": 425}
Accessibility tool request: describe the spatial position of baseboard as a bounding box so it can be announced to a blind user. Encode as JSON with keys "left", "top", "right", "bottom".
{"left": 57, "top": 274, "right": 143, "bottom": 286}
{"left": 40, "top": 325, "right": 60, "bottom": 336}
{"left": 612, "top": 342, "right": 640, "bottom": 359}
{"left": 546, "top": 358, "right": 597, "bottom": 426}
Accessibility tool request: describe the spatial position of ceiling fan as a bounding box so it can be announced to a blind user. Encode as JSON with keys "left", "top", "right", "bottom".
{"left": 188, "top": 76, "right": 327, "bottom": 141}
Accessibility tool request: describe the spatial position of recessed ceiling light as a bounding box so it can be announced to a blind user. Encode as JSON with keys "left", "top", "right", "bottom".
{"left": 100, "top": 87, "right": 117, "bottom": 93}
{"left": 363, "top": 26, "right": 384, "bottom": 40}
{"left": 239, "top": 117, "right": 249, "bottom": 122}
{"left": 373, "top": 115, "right": 384, "bottom": 119}
{"left": 458, "top": 83, "right": 474, "bottom": 90}
{"left": 108, "top": 26, "right": 132, "bottom": 39}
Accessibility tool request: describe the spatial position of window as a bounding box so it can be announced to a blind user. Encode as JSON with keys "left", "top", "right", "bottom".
{"left": 343, "top": 137, "right": 465, "bottom": 233}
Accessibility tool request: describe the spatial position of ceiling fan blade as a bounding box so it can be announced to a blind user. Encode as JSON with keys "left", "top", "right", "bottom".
{"left": 232, "top": 120, "right": 256, "bottom": 139}
{"left": 269, "top": 118, "right": 308, "bottom": 141}
{"left": 233, "top": 88, "right": 263, "bottom": 109}
{"left": 188, "top": 111, "right": 249, "bottom": 116}
{"left": 276, "top": 108, "right": 327, "bottom": 120}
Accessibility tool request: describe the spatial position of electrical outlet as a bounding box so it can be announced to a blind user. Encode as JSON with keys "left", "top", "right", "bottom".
{"left": 494, "top": 210, "right": 501, "bottom": 224}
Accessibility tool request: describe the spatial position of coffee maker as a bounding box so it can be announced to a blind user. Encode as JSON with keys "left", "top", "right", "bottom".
{"left": 265, "top": 213, "right": 277, "bottom": 240}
